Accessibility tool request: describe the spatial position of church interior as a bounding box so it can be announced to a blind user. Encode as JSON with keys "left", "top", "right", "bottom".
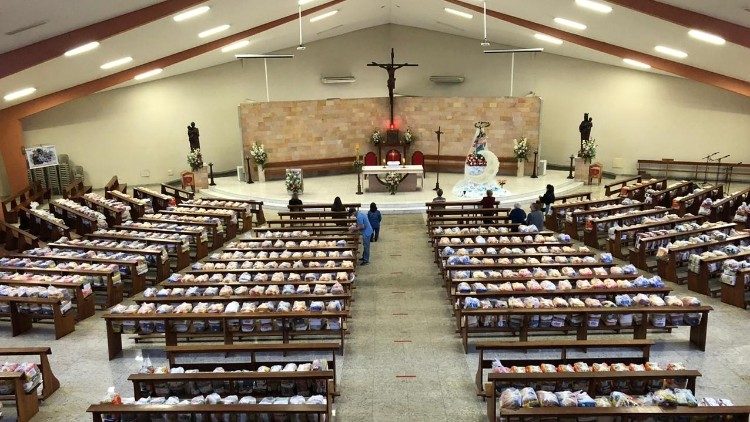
{"left": 0, "top": 0, "right": 749, "bottom": 421}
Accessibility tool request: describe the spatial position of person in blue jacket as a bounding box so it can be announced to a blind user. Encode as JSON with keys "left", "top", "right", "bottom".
{"left": 348, "top": 206, "right": 373, "bottom": 265}
{"left": 367, "top": 202, "right": 382, "bottom": 242}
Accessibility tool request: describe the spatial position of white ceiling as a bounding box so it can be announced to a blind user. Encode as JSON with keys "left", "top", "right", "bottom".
{"left": 1, "top": 0, "right": 749, "bottom": 111}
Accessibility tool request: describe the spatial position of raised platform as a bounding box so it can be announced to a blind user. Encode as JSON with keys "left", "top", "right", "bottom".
{"left": 204, "top": 170, "right": 583, "bottom": 214}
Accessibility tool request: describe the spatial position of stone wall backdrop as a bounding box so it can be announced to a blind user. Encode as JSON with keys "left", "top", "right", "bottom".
{"left": 239, "top": 96, "right": 541, "bottom": 175}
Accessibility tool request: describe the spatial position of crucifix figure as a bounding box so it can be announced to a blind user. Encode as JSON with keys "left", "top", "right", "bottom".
{"left": 367, "top": 48, "right": 418, "bottom": 127}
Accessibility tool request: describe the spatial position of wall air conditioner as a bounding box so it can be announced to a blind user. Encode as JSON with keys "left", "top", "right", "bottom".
{"left": 321, "top": 76, "right": 356, "bottom": 84}
{"left": 429, "top": 75, "right": 465, "bottom": 84}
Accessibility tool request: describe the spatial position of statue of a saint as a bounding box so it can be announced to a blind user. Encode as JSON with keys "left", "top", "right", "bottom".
{"left": 578, "top": 113, "right": 593, "bottom": 155}
{"left": 187, "top": 122, "right": 200, "bottom": 151}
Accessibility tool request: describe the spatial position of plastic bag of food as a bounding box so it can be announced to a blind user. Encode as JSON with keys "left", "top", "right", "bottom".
{"left": 500, "top": 388, "right": 522, "bottom": 409}
{"left": 537, "top": 390, "right": 559, "bottom": 407}
{"left": 520, "top": 387, "right": 540, "bottom": 407}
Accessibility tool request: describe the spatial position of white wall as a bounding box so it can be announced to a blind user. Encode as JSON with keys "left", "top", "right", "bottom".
{"left": 22, "top": 24, "right": 750, "bottom": 187}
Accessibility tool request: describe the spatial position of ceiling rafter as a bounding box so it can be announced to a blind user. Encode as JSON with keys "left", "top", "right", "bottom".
{"left": 0, "top": 0, "right": 208, "bottom": 80}
{"left": 444, "top": 0, "right": 750, "bottom": 97}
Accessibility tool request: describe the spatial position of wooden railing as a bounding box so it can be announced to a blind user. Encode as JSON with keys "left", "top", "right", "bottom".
{"left": 1, "top": 181, "right": 50, "bottom": 223}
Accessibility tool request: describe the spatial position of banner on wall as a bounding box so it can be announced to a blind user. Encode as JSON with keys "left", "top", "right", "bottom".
{"left": 25, "top": 145, "right": 59, "bottom": 169}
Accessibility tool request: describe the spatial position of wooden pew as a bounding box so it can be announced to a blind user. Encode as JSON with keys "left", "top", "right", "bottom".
{"left": 85, "top": 231, "right": 191, "bottom": 273}
{"left": 491, "top": 403, "right": 750, "bottom": 422}
{"left": 132, "top": 187, "right": 172, "bottom": 212}
{"left": 672, "top": 184, "right": 725, "bottom": 216}
{"left": 177, "top": 201, "right": 253, "bottom": 232}
{"left": 710, "top": 187, "right": 750, "bottom": 223}
{"left": 459, "top": 305, "right": 713, "bottom": 353}
{"left": 1, "top": 181, "right": 50, "bottom": 224}
{"left": 687, "top": 250, "right": 750, "bottom": 297}
{"left": 265, "top": 219, "right": 355, "bottom": 229}
{"left": 160, "top": 183, "right": 194, "bottom": 204}
{"left": 546, "top": 197, "right": 623, "bottom": 231}
{"left": 137, "top": 215, "right": 225, "bottom": 249}
{"left": 159, "top": 279, "right": 354, "bottom": 295}
{"left": 134, "top": 292, "right": 353, "bottom": 311}
{"left": 618, "top": 178, "right": 667, "bottom": 201}
{"left": 656, "top": 234, "right": 750, "bottom": 284}
{"left": 103, "top": 175, "right": 127, "bottom": 194}
{"left": 0, "top": 347, "right": 60, "bottom": 400}
{"left": 103, "top": 311, "right": 350, "bottom": 360}
{"left": 278, "top": 211, "right": 349, "bottom": 220}
{"left": 608, "top": 214, "right": 703, "bottom": 260}
{"left": 105, "top": 190, "right": 148, "bottom": 219}
{"left": 604, "top": 175, "right": 642, "bottom": 196}
{"left": 48, "top": 200, "right": 100, "bottom": 235}
{"left": 474, "top": 339, "right": 655, "bottom": 395}
{"left": 114, "top": 223, "right": 209, "bottom": 260}
{"left": 425, "top": 200, "right": 502, "bottom": 210}
{"left": 582, "top": 207, "right": 672, "bottom": 249}
{"left": 721, "top": 268, "right": 750, "bottom": 309}
{"left": 0, "top": 276, "right": 95, "bottom": 320}
{"left": 0, "top": 222, "right": 40, "bottom": 253}
{"left": 159, "top": 207, "right": 238, "bottom": 240}
{"left": 62, "top": 179, "right": 92, "bottom": 200}
{"left": 0, "top": 372, "right": 39, "bottom": 422}
{"left": 1, "top": 296, "right": 76, "bottom": 339}
{"left": 81, "top": 194, "right": 127, "bottom": 227}
{"left": 647, "top": 180, "right": 694, "bottom": 207}
{"left": 289, "top": 202, "right": 360, "bottom": 212}
{"left": 18, "top": 206, "right": 71, "bottom": 242}
{"left": 185, "top": 198, "right": 266, "bottom": 225}
{"left": 565, "top": 202, "right": 646, "bottom": 240}
{"left": 551, "top": 191, "right": 593, "bottom": 204}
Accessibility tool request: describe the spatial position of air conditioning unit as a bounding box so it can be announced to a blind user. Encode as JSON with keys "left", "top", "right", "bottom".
{"left": 429, "top": 75, "right": 465, "bottom": 84}
{"left": 321, "top": 76, "right": 356, "bottom": 84}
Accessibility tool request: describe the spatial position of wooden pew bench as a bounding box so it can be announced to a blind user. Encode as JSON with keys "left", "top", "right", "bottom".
{"left": 278, "top": 211, "right": 349, "bottom": 220}
{"left": 289, "top": 203, "right": 360, "bottom": 212}
{"left": 137, "top": 215, "right": 224, "bottom": 250}
{"left": 265, "top": 218, "right": 355, "bottom": 229}
{"left": 608, "top": 214, "right": 703, "bottom": 260}
{"left": 491, "top": 404, "right": 750, "bottom": 421}
{"left": 647, "top": 180, "right": 695, "bottom": 208}
{"left": 582, "top": 207, "right": 672, "bottom": 249}
{"left": 0, "top": 296, "right": 76, "bottom": 339}
{"left": 564, "top": 202, "right": 646, "bottom": 240}
{"left": 134, "top": 292, "right": 354, "bottom": 311}
{"left": 656, "top": 234, "right": 750, "bottom": 284}
{"left": 618, "top": 178, "right": 667, "bottom": 201}
{"left": 184, "top": 197, "right": 266, "bottom": 225}
{"left": 115, "top": 223, "right": 209, "bottom": 260}
{"left": 160, "top": 183, "right": 194, "bottom": 203}
{"left": 0, "top": 277, "right": 96, "bottom": 320}
{"left": 1, "top": 181, "right": 50, "bottom": 224}
{"left": 687, "top": 250, "right": 750, "bottom": 297}
{"left": 133, "top": 187, "right": 173, "bottom": 212}
{"left": 721, "top": 267, "right": 750, "bottom": 309}
{"left": 81, "top": 194, "right": 127, "bottom": 227}
{"left": 158, "top": 279, "right": 354, "bottom": 295}
{"left": 0, "top": 372, "right": 39, "bottom": 422}
{"left": 62, "top": 179, "right": 92, "bottom": 200}
{"left": 672, "top": 184, "right": 725, "bottom": 216}
{"left": 546, "top": 197, "right": 623, "bottom": 231}
{"left": 48, "top": 200, "right": 100, "bottom": 235}
{"left": 105, "top": 190, "right": 148, "bottom": 219}
{"left": 710, "top": 187, "right": 750, "bottom": 223}
{"left": 177, "top": 201, "right": 254, "bottom": 232}
{"left": 103, "top": 175, "right": 127, "bottom": 194}
{"left": 0, "top": 222, "right": 40, "bottom": 253}
{"left": 86, "top": 231, "right": 191, "bottom": 273}
{"left": 0, "top": 347, "right": 60, "bottom": 400}
{"left": 604, "top": 175, "right": 642, "bottom": 196}
{"left": 18, "top": 207, "right": 71, "bottom": 242}
{"left": 160, "top": 207, "right": 238, "bottom": 240}
{"left": 552, "top": 192, "right": 593, "bottom": 204}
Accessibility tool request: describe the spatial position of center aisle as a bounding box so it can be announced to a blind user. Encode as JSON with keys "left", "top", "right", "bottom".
{"left": 336, "top": 214, "right": 483, "bottom": 421}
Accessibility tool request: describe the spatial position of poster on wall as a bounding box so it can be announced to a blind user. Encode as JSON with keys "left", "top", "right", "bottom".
{"left": 25, "top": 145, "right": 59, "bottom": 169}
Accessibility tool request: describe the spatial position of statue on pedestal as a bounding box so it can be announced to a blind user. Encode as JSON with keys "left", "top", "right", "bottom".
{"left": 578, "top": 113, "right": 593, "bottom": 156}
{"left": 451, "top": 122, "right": 509, "bottom": 199}
{"left": 187, "top": 122, "right": 201, "bottom": 151}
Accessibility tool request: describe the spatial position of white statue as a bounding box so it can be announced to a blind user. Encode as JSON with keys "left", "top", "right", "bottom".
{"left": 452, "top": 122, "right": 509, "bottom": 198}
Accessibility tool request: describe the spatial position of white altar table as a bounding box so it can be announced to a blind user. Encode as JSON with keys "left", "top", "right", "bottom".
{"left": 362, "top": 165, "right": 424, "bottom": 192}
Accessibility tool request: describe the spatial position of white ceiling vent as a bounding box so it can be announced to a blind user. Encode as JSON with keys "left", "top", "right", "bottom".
{"left": 321, "top": 76, "right": 356, "bottom": 84}
{"left": 429, "top": 75, "right": 465, "bottom": 84}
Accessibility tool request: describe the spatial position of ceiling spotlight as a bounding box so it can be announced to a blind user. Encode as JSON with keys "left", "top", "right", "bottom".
{"left": 444, "top": 7, "right": 473, "bottom": 19}
{"left": 221, "top": 40, "right": 250, "bottom": 53}
{"left": 534, "top": 33, "right": 563, "bottom": 45}
{"left": 654, "top": 45, "right": 688, "bottom": 59}
{"left": 199, "top": 24, "right": 230, "bottom": 38}
{"left": 553, "top": 17, "right": 587, "bottom": 30}
{"left": 100, "top": 56, "right": 133, "bottom": 69}
{"left": 173, "top": 6, "right": 210, "bottom": 22}
{"left": 134, "top": 68, "right": 163, "bottom": 80}
{"left": 623, "top": 58, "right": 651, "bottom": 69}
{"left": 64, "top": 41, "right": 100, "bottom": 57}
{"left": 481, "top": 38, "right": 491, "bottom": 47}
{"left": 575, "top": 0, "right": 612, "bottom": 14}
{"left": 310, "top": 10, "right": 338, "bottom": 22}
{"left": 688, "top": 29, "right": 725, "bottom": 45}
{"left": 4, "top": 87, "right": 36, "bottom": 102}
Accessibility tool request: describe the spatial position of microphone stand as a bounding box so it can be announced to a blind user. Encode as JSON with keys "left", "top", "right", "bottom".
{"left": 726, "top": 162, "right": 742, "bottom": 191}
{"left": 715, "top": 154, "right": 730, "bottom": 186}
{"left": 701, "top": 152, "right": 719, "bottom": 186}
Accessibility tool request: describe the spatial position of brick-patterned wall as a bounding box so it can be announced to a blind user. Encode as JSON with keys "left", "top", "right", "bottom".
{"left": 239, "top": 96, "right": 541, "bottom": 174}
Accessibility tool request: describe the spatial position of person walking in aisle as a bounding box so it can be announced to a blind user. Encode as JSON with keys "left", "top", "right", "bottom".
{"left": 367, "top": 202, "right": 382, "bottom": 242}
{"left": 526, "top": 202, "right": 545, "bottom": 231}
{"left": 348, "top": 206, "right": 373, "bottom": 265}
{"left": 539, "top": 184, "right": 555, "bottom": 214}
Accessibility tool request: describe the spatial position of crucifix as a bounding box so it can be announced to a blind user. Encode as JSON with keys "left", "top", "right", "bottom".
{"left": 367, "top": 48, "right": 418, "bottom": 128}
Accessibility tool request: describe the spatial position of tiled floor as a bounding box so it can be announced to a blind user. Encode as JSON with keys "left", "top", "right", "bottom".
{"left": 1, "top": 179, "right": 749, "bottom": 421}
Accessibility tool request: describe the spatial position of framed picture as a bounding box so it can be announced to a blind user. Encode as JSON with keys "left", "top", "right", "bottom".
{"left": 25, "top": 146, "right": 59, "bottom": 169}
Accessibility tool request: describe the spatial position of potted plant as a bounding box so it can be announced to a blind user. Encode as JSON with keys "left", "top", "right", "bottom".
{"left": 249, "top": 143, "right": 268, "bottom": 182}
{"left": 513, "top": 137, "right": 529, "bottom": 177}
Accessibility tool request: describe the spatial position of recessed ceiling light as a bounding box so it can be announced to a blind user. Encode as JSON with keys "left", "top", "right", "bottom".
{"left": 100, "top": 56, "right": 133, "bottom": 70}
{"left": 134, "top": 68, "right": 163, "bottom": 80}
{"left": 623, "top": 58, "right": 651, "bottom": 69}
{"left": 309, "top": 10, "right": 338, "bottom": 22}
{"left": 444, "top": 7, "right": 473, "bottom": 19}
{"left": 173, "top": 6, "right": 210, "bottom": 22}
{"left": 553, "top": 17, "right": 587, "bottom": 30}
{"left": 221, "top": 40, "right": 250, "bottom": 53}
{"left": 534, "top": 33, "right": 563, "bottom": 45}
{"left": 298, "top": 0, "right": 316, "bottom": 4}
{"left": 688, "top": 29, "right": 725, "bottom": 45}
{"left": 199, "top": 24, "right": 230, "bottom": 38}
{"left": 4, "top": 87, "right": 36, "bottom": 102}
{"left": 64, "top": 41, "right": 100, "bottom": 57}
{"left": 654, "top": 45, "right": 688, "bottom": 59}
{"left": 575, "top": 0, "right": 612, "bottom": 13}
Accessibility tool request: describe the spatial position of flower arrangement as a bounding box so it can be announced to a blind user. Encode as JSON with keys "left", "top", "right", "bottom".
{"left": 384, "top": 172, "right": 401, "bottom": 195}
{"left": 371, "top": 130, "right": 382, "bottom": 145}
{"left": 285, "top": 171, "right": 303, "bottom": 193}
{"left": 249, "top": 143, "right": 268, "bottom": 167}
{"left": 513, "top": 137, "right": 530, "bottom": 161}
{"left": 497, "top": 179, "right": 507, "bottom": 187}
{"left": 466, "top": 153, "right": 487, "bottom": 167}
{"left": 187, "top": 149, "right": 204, "bottom": 171}
{"left": 581, "top": 138, "right": 597, "bottom": 163}
{"left": 353, "top": 157, "right": 364, "bottom": 173}
{"left": 402, "top": 128, "right": 415, "bottom": 144}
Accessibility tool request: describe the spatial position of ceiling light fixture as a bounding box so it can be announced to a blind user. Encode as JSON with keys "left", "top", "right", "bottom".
{"left": 173, "top": 6, "right": 210, "bottom": 22}
{"left": 534, "top": 33, "right": 563, "bottom": 45}
{"left": 654, "top": 45, "right": 687, "bottom": 59}
{"left": 309, "top": 10, "right": 338, "bottom": 22}
{"left": 444, "top": 7, "right": 473, "bottom": 19}
{"left": 553, "top": 17, "right": 587, "bottom": 30}
{"left": 483, "top": 48, "right": 544, "bottom": 54}
{"left": 100, "top": 56, "right": 133, "bottom": 69}
{"left": 4, "top": 87, "right": 36, "bottom": 102}
{"left": 221, "top": 40, "right": 250, "bottom": 53}
{"left": 134, "top": 68, "right": 163, "bottom": 80}
{"left": 199, "top": 24, "right": 230, "bottom": 38}
{"left": 575, "top": 0, "right": 612, "bottom": 14}
{"left": 688, "top": 29, "right": 725, "bottom": 45}
{"left": 297, "top": 5, "right": 306, "bottom": 50}
{"left": 235, "top": 54, "right": 295, "bottom": 59}
{"left": 481, "top": 1, "right": 490, "bottom": 46}
{"left": 298, "top": 0, "right": 316, "bottom": 4}
{"left": 623, "top": 58, "right": 651, "bottom": 69}
{"left": 64, "top": 41, "right": 100, "bottom": 57}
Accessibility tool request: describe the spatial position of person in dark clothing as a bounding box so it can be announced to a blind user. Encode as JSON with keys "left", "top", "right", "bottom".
{"left": 539, "top": 184, "right": 555, "bottom": 214}
{"left": 509, "top": 203, "right": 527, "bottom": 226}
{"left": 526, "top": 202, "right": 545, "bottom": 231}
{"left": 479, "top": 190, "right": 497, "bottom": 224}
{"left": 367, "top": 202, "right": 382, "bottom": 242}
{"left": 288, "top": 192, "right": 302, "bottom": 210}
{"left": 331, "top": 196, "right": 346, "bottom": 224}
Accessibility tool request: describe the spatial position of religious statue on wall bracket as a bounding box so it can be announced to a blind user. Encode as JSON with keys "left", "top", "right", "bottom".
{"left": 187, "top": 122, "right": 201, "bottom": 151}
{"left": 578, "top": 113, "right": 593, "bottom": 156}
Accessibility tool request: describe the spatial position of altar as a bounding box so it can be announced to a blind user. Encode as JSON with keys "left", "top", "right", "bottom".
{"left": 363, "top": 165, "right": 424, "bottom": 192}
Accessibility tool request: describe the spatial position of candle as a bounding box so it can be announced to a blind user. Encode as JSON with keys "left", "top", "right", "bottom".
{"left": 382, "top": 158, "right": 386, "bottom": 167}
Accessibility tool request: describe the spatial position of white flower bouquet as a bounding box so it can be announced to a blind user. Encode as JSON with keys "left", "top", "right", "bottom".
{"left": 249, "top": 143, "right": 268, "bottom": 167}
{"left": 384, "top": 172, "right": 401, "bottom": 195}
{"left": 403, "top": 128, "right": 414, "bottom": 144}
{"left": 581, "top": 138, "right": 597, "bottom": 163}
{"left": 285, "top": 171, "right": 303, "bottom": 193}
{"left": 513, "top": 138, "right": 529, "bottom": 161}
{"left": 371, "top": 130, "right": 381, "bottom": 145}
{"left": 187, "top": 149, "right": 203, "bottom": 171}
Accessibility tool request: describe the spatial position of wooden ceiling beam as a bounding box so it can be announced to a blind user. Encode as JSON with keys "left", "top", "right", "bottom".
{"left": 606, "top": 0, "right": 750, "bottom": 50}
{"left": 445, "top": 0, "right": 750, "bottom": 97}
{"left": 0, "top": 0, "right": 208, "bottom": 80}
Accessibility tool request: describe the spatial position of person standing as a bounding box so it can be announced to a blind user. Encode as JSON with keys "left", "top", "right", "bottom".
{"left": 509, "top": 203, "right": 527, "bottom": 225}
{"left": 526, "top": 202, "right": 545, "bottom": 231}
{"left": 479, "top": 189, "right": 497, "bottom": 224}
{"left": 539, "top": 184, "right": 555, "bottom": 214}
{"left": 288, "top": 192, "right": 303, "bottom": 211}
{"left": 367, "top": 202, "right": 382, "bottom": 242}
{"left": 348, "top": 206, "right": 373, "bottom": 265}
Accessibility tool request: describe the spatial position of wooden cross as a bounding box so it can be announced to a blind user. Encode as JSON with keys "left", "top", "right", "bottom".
{"left": 367, "top": 48, "right": 418, "bottom": 127}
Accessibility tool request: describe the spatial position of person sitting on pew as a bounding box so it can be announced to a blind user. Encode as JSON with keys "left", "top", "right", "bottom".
{"left": 368, "top": 202, "right": 382, "bottom": 242}
{"left": 509, "top": 203, "right": 527, "bottom": 226}
{"left": 526, "top": 202, "right": 545, "bottom": 231}
{"left": 479, "top": 190, "right": 497, "bottom": 224}
{"left": 539, "top": 184, "right": 555, "bottom": 214}
{"left": 348, "top": 206, "right": 373, "bottom": 265}
{"left": 288, "top": 192, "right": 303, "bottom": 211}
